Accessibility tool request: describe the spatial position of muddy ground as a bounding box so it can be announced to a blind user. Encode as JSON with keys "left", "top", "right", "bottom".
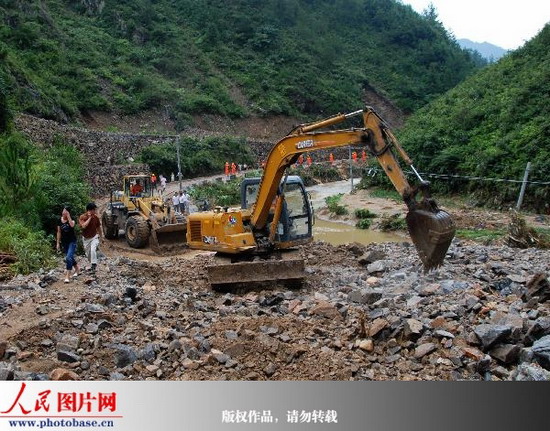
{"left": 1, "top": 185, "right": 549, "bottom": 381}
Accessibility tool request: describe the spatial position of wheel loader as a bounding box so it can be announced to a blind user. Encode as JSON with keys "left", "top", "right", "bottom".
{"left": 186, "top": 106, "right": 455, "bottom": 290}
{"left": 102, "top": 175, "right": 186, "bottom": 252}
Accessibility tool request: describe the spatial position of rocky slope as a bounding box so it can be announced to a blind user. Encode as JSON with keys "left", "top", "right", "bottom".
{"left": 1, "top": 238, "right": 549, "bottom": 381}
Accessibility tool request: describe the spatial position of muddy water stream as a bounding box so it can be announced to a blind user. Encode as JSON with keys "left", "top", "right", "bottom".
{"left": 313, "top": 218, "right": 407, "bottom": 245}
{"left": 307, "top": 179, "right": 409, "bottom": 246}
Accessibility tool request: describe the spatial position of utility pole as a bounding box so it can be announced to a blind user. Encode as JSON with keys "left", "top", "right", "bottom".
{"left": 516, "top": 161, "right": 531, "bottom": 211}
{"left": 349, "top": 146, "right": 353, "bottom": 192}
{"left": 176, "top": 137, "right": 183, "bottom": 192}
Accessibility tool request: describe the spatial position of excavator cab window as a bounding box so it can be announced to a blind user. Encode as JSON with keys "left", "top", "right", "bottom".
{"left": 281, "top": 181, "right": 311, "bottom": 241}
{"left": 242, "top": 183, "right": 260, "bottom": 209}
{"left": 241, "top": 176, "right": 312, "bottom": 242}
{"left": 125, "top": 177, "right": 153, "bottom": 198}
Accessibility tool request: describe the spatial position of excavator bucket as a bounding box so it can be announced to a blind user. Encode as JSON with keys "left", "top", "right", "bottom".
{"left": 406, "top": 209, "right": 455, "bottom": 269}
{"left": 150, "top": 223, "right": 187, "bottom": 253}
{"left": 406, "top": 200, "right": 455, "bottom": 270}
{"left": 207, "top": 252, "right": 305, "bottom": 291}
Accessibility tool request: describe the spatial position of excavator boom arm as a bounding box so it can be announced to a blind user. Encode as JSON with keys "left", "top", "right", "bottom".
{"left": 251, "top": 107, "right": 412, "bottom": 229}
{"left": 251, "top": 106, "right": 455, "bottom": 270}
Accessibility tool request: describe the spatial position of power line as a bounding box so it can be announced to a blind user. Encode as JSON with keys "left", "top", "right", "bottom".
{"left": 314, "top": 160, "right": 550, "bottom": 186}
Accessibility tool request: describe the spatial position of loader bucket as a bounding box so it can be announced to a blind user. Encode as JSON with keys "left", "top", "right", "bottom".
{"left": 150, "top": 223, "right": 187, "bottom": 253}
{"left": 406, "top": 201, "right": 455, "bottom": 270}
{"left": 207, "top": 253, "right": 305, "bottom": 291}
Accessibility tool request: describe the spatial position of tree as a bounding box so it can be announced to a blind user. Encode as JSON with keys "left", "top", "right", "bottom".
{"left": 0, "top": 134, "right": 36, "bottom": 217}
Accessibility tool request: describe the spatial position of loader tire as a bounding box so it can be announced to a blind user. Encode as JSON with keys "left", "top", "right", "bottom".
{"left": 125, "top": 216, "right": 150, "bottom": 248}
{"left": 102, "top": 212, "right": 119, "bottom": 239}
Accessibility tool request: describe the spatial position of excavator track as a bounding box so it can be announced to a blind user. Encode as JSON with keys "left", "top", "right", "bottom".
{"left": 207, "top": 250, "right": 305, "bottom": 291}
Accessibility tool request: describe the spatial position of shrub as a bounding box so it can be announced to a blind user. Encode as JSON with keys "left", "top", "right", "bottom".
{"left": 0, "top": 133, "right": 37, "bottom": 217}
{"left": 368, "top": 187, "right": 402, "bottom": 202}
{"left": 32, "top": 142, "right": 91, "bottom": 235}
{"left": 325, "top": 194, "right": 348, "bottom": 216}
{"left": 188, "top": 178, "right": 241, "bottom": 208}
{"left": 140, "top": 136, "right": 254, "bottom": 179}
{"left": 0, "top": 218, "right": 55, "bottom": 274}
{"left": 0, "top": 135, "right": 89, "bottom": 274}
{"left": 356, "top": 218, "right": 372, "bottom": 229}
{"left": 308, "top": 164, "right": 343, "bottom": 183}
{"left": 288, "top": 166, "right": 316, "bottom": 187}
{"left": 355, "top": 208, "right": 377, "bottom": 219}
{"left": 378, "top": 214, "right": 407, "bottom": 231}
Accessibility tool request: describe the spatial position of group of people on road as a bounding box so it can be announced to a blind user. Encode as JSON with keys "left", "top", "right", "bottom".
{"left": 224, "top": 162, "right": 248, "bottom": 178}
{"left": 56, "top": 202, "right": 102, "bottom": 283}
{"left": 150, "top": 173, "right": 168, "bottom": 194}
{"left": 171, "top": 190, "right": 190, "bottom": 214}
{"left": 56, "top": 171, "right": 195, "bottom": 283}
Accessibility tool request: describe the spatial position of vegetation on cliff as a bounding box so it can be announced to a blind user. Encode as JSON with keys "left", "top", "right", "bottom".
{"left": 399, "top": 24, "right": 550, "bottom": 210}
{"left": 0, "top": 97, "right": 90, "bottom": 273}
{"left": 0, "top": 0, "right": 483, "bottom": 126}
{"left": 140, "top": 135, "right": 254, "bottom": 179}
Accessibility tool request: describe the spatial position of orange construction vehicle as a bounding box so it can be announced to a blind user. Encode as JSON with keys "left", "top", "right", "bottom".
{"left": 186, "top": 106, "right": 455, "bottom": 289}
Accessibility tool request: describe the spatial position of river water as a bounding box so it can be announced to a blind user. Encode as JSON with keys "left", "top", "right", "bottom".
{"left": 307, "top": 179, "right": 409, "bottom": 246}
{"left": 313, "top": 217, "right": 406, "bottom": 246}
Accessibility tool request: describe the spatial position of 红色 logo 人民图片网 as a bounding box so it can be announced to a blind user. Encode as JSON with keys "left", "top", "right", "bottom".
{"left": 1, "top": 382, "right": 120, "bottom": 418}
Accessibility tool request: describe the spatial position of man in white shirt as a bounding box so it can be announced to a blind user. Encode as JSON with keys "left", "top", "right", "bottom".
{"left": 172, "top": 192, "right": 180, "bottom": 213}
{"left": 179, "top": 190, "right": 190, "bottom": 214}
{"left": 178, "top": 191, "right": 185, "bottom": 214}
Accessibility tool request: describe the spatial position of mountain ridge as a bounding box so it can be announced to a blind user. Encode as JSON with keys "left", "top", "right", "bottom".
{"left": 0, "top": 0, "right": 484, "bottom": 128}
{"left": 400, "top": 25, "right": 549, "bottom": 210}
{"left": 458, "top": 38, "right": 508, "bottom": 61}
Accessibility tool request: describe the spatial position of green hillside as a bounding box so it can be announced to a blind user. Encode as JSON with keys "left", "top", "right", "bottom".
{"left": 0, "top": 0, "right": 483, "bottom": 126}
{"left": 399, "top": 24, "right": 550, "bottom": 211}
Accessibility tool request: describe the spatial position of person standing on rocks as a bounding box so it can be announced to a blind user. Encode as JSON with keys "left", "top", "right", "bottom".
{"left": 181, "top": 189, "right": 191, "bottom": 214}
{"left": 79, "top": 202, "right": 102, "bottom": 274}
{"left": 56, "top": 206, "right": 80, "bottom": 283}
{"left": 172, "top": 192, "right": 180, "bottom": 213}
{"left": 178, "top": 191, "right": 186, "bottom": 214}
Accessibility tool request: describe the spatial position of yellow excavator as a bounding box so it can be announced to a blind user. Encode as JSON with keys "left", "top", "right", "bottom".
{"left": 187, "top": 106, "right": 455, "bottom": 289}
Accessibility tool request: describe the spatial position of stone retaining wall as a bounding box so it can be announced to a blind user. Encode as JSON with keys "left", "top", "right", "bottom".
{"left": 15, "top": 115, "right": 176, "bottom": 196}
{"left": 15, "top": 114, "right": 363, "bottom": 196}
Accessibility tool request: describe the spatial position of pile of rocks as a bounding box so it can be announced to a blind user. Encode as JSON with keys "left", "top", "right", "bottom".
{"left": 0, "top": 239, "right": 549, "bottom": 381}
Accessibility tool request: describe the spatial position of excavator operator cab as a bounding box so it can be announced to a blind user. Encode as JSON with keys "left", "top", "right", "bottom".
{"left": 241, "top": 176, "right": 313, "bottom": 243}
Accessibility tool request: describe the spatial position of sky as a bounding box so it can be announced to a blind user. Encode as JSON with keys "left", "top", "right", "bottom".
{"left": 400, "top": 0, "right": 550, "bottom": 50}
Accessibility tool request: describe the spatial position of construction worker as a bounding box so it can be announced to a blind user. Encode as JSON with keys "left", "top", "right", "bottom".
{"left": 151, "top": 173, "right": 157, "bottom": 190}
{"left": 329, "top": 153, "right": 334, "bottom": 165}
{"left": 231, "top": 162, "right": 237, "bottom": 175}
{"left": 224, "top": 161, "right": 230, "bottom": 177}
{"left": 362, "top": 150, "right": 367, "bottom": 162}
